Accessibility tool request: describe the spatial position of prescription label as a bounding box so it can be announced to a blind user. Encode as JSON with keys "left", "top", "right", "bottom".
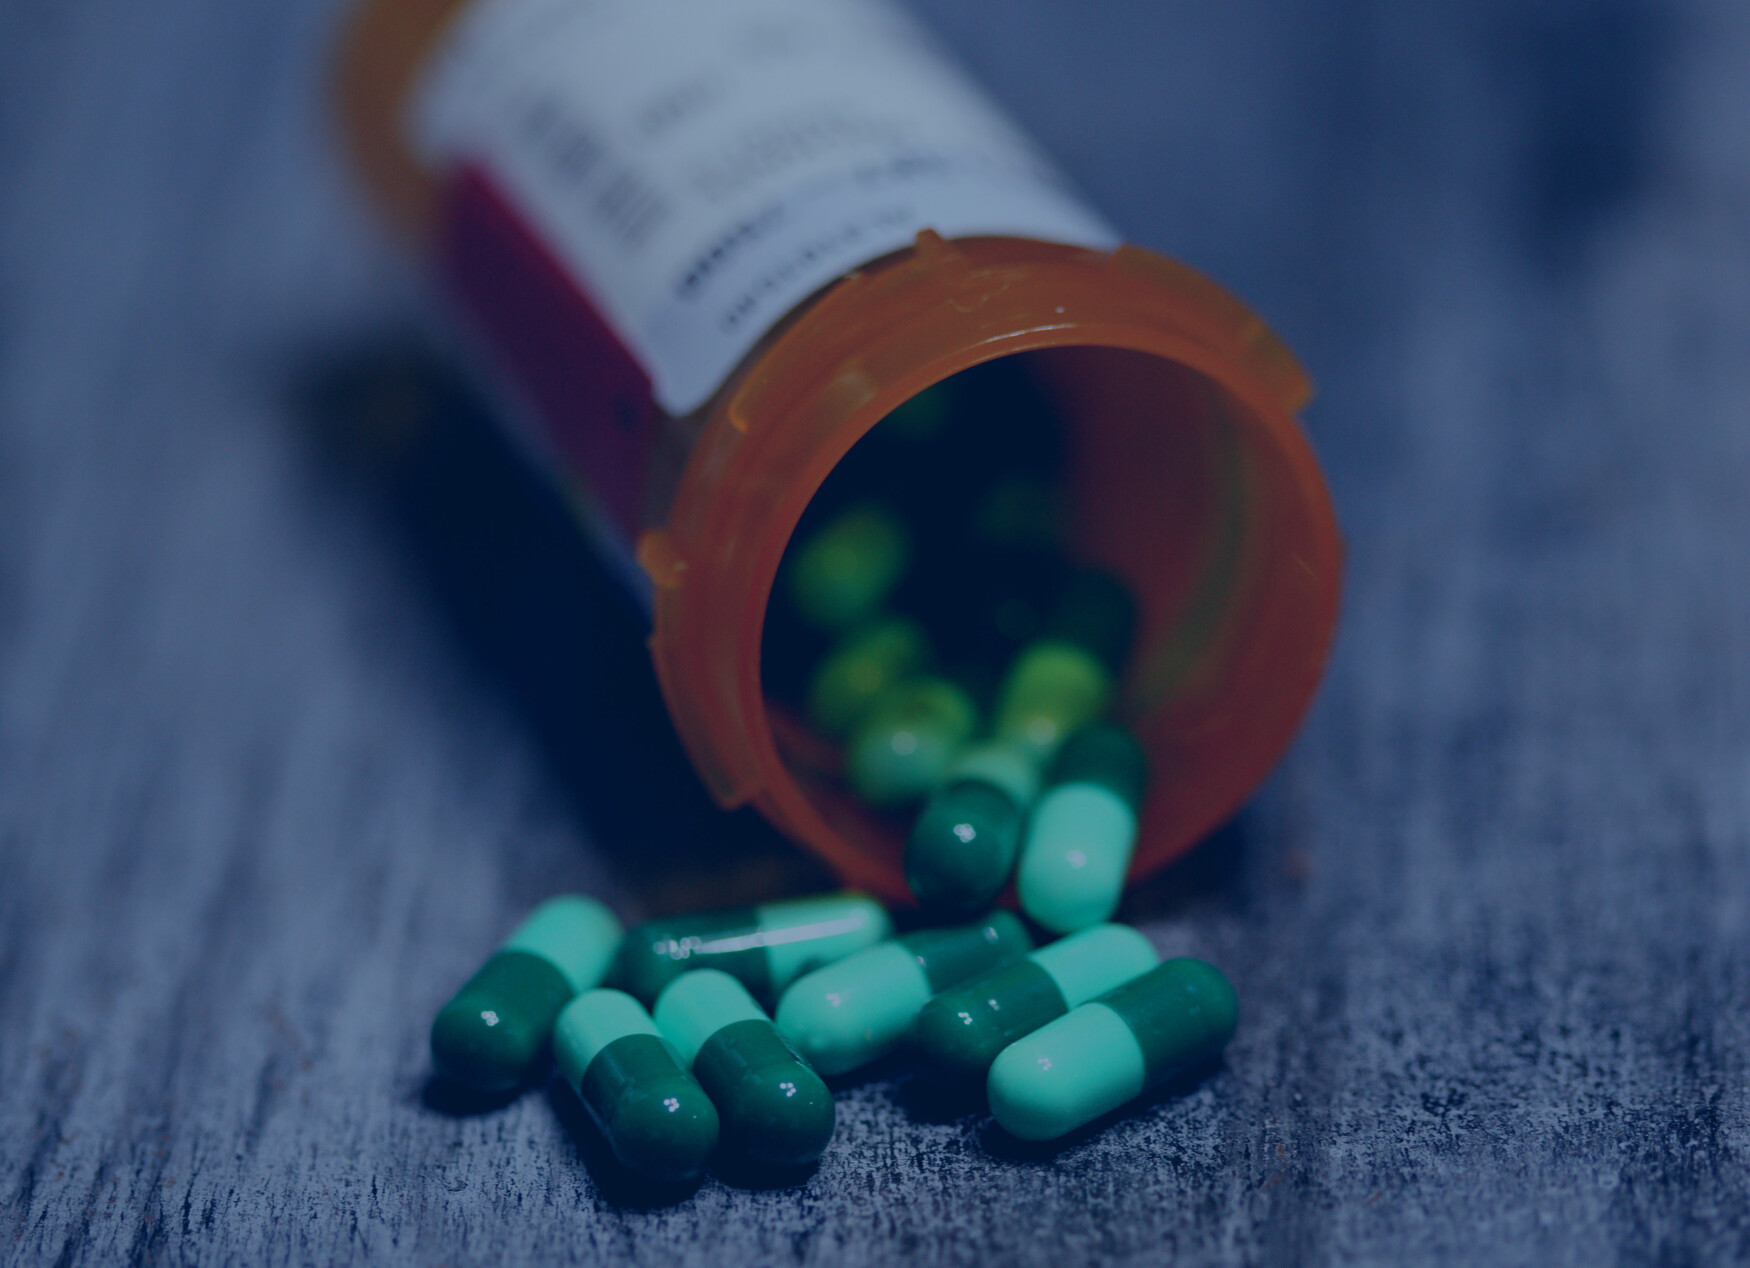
{"left": 410, "top": 0, "right": 1120, "bottom": 418}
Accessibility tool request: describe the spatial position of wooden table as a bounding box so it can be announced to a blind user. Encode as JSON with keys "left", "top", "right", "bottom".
{"left": 5, "top": 0, "right": 1748, "bottom": 1262}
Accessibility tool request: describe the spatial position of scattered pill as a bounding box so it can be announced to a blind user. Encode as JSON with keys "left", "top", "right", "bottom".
{"left": 1017, "top": 722, "right": 1149, "bottom": 932}
{"left": 654, "top": 969, "right": 835, "bottom": 1168}
{"left": 613, "top": 893, "right": 892, "bottom": 1006}
{"left": 904, "top": 739, "right": 1041, "bottom": 913}
{"left": 554, "top": 988, "right": 720, "bottom": 1181}
{"left": 910, "top": 923, "right": 1158, "bottom": 1081}
{"left": 845, "top": 675, "right": 979, "bottom": 805}
{"left": 784, "top": 502, "right": 911, "bottom": 632}
{"left": 430, "top": 895, "right": 623, "bottom": 1093}
{"left": 807, "top": 616, "right": 931, "bottom": 738}
{"left": 776, "top": 911, "right": 1033, "bottom": 1076}
{"left": 987, "top": 957, "right": 1237, "bottom": 1142}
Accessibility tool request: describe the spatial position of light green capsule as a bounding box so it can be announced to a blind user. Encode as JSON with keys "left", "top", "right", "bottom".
{"left": 612, "top": 893, "right": 892, "bottom": 1006}
{"left": 775, "top": 912, "right": 1032, "bottom": 1076}
{"left": 430, "top": 895, "right": 623, "bottom": 1093}
{"left": 1017, "top": 723, "right": 1149, "bottom": 933}
{"left": 845, "top": 676, "right": 978, "bottom": 806}
{"left": 784, "top": 502, "right": 910, "bottom": 632}
{"left": 910, "top": 923, "right": 1159, "bottom": 1081}
{"left": 654, "top": 970, "right": 835, "bottom": 1168}
{"left": 555, "top": 989, "right": 719, "bottom": 1181}
{"left": 991, "top": 640, "right": 1113, "bottom": 759}
{"left": 987, "top": 958, "right": 1237, "bottom": 1141}
{"left": 807, "top": 617, "right": 930, "bottom": 738}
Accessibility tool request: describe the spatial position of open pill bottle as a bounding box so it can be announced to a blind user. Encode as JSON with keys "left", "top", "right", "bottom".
{"left": 336, "top": 0, "right": 1342, "bottom": 903}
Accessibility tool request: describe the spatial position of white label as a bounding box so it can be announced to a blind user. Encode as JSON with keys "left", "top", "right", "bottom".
{"left": 410, "top": 0, "right": 1120, "bottom": 414}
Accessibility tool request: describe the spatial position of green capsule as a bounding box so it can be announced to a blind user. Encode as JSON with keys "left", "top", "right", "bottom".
{"left": 613, "top": 893, "right": 892, "bottom": 1006}
{"left": 878, "top": 384, "right": 951, "bottom": 441}
{"left": 430, "top": 895, "right": 623, "bottom": 1093}
{"left": 554, "top": 989, "right": 719, "bottom": 1181}
{"left": 910, "top": 923, "right": 1158, "bottom": 1081}
{"left": 992, "top": 568, "right": 1138, "bottom": 759}
{"left": 806, "top": 617, "right": 930, "bottom": 738}
{"left": 1017, "top": 723, "right": 1149, "bottom": 933}
{"left": 845, "top": 676, "right": 978, "bottom": 805}
{"left": 992, "top": 641, "right": 1112, "bottom": 758}
{"left": 904, "top": 740, "right": 1041, "bottom": 914}
{"left": 654, "top": 970, "right": 836, "bottom": 1168}
{"left": 784, "top": 502, "right": 910, "bottom": 632}
{"left": 775, "top": 911, "right": 1033, "bottom": 1076}
{"left": 987, "top": 957, "right": 1237, "bottom": 1142}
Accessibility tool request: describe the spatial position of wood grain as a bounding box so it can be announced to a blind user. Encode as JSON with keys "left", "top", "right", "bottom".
{"left": 4, "top": 0, "right": 1748, "bottom": 1263}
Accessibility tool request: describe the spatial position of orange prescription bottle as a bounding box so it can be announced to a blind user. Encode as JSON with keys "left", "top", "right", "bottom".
{"left": 336, "top": 0, "right": 1342, "bottom": 904}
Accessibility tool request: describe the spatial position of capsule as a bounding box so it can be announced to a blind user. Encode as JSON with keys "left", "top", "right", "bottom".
{"left": 784, "top": 501, "right": 910, "bottom": 632}
{"left": 554, "top": 989, "right": 719, "bottom": 1181}
{"left": 992, "top": 568, "right": 1136, "bottom": 759}
{"left": 1017, "top": 723, "right": 1149, "bottom": 932}
{"left": 987, "top": 957, "right": 1237, "bottom": 1142}
{"left": 910, "top": 923, "right": 1158, "bottom": 1081}
{"left": 806, "top": 616, "right": 930, "bottom": 738}
{"left": 430, "top": 895, "right": 623, "bottom": 1093}
{"left": 845, "top": 675, "right": 978, "bottom": 805}
{"left": 904, "top": 739, "right": 1041, "bottom": 914}
{"left": 776, "top": 911, "right": 1033, "bottom": 1076}
{"left": 654, "top": 970, "right": 835, "bottom": 1168}
{"left": 613, "top": 893, "right": 892, "bottom": 1006}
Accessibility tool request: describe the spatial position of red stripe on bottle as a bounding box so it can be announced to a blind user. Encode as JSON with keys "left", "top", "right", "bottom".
{"left": 438, "top": 162, "right": 655, "bottom": 539}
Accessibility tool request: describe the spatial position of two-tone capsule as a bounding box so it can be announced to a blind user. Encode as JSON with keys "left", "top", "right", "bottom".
{"left": 845, "top": 675, "right": 979, "bottom": 806}
{"left": 993, "top": 568, "right": 1136, "bottom": 759}
{"left": 776, "top": 912, "right": 1033, "bottom": 1076}
{"left": 1017, "top": 722, "right": 1149, "bottom": 932}
{"left": 784, "top": 501, "right": 911, "bottom": 632}
{"left": 806, "top": 616, "right": 931, "bottom": 739}
{"left": 554, "top": 989, "right": 720, "bottom": 1181}
{"left": 987, "top": 957, "right": 1237, "bottom": 1142}
{"left": 910, "top": 923, "right": 1159, "bottom": 1081}
{"left": 613, "top": 893, "right": 892, "bottom": 1006}
{"left": 904, "top": 739, "right": 1041, "bottom": 913}
{"left": 654, "top": 970, "right": 835, "bottom": 1168}
{"left": 430, "top": 895, "right": 623, "bottom": 1093}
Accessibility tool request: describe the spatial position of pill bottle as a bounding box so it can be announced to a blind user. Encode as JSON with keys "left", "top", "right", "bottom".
{"left": 335, "top": 0, "right": 1342, "bottom": 904}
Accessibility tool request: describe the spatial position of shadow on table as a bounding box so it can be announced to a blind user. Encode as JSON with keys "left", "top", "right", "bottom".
{"left": 544, "top": 1077, "right": 711, "bottom": 1209}
{"left": 418, "top": 1073, "right": 524, "bottom": 1118}
{"left": 296, "top": 340, "right": 835, "bottom": 916}
{"left": 977, "top": 1056, "right": 1230, "bottom": 1162}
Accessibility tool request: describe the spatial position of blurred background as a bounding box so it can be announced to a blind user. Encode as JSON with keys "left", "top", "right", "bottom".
{"left": 2, "top": 0, "right": 1747, "bottom": 1262}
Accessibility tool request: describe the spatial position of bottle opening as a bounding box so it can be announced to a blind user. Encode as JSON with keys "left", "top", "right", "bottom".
{"left": 758, "top": 344, "right": 1318, "bottom": 900}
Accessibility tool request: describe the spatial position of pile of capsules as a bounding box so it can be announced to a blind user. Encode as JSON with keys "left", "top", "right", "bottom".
{"left": 432, "top": 892, "right": 1236, "bottom": 1182}
{"left": 429, "top": 366, "right": 1240, "bottom": 1184}
{"left": 764, "top": 364, "right": 1147, "bottom": 932}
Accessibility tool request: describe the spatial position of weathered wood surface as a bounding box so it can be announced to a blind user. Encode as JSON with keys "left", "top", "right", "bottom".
{"left": 4, "top": 0, "right": 1749, "bottom": 1263}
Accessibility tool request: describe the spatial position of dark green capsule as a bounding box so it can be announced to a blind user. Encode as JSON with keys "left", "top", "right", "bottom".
{"left": 775, "top": 911, "right": 1033, "bottom": 1075}
{"left": 904, "top": 740, "right": 1040, "bottom": 914}
{"left": 555, "top": 989, "right": 719, "bottom": 1182}
{"left": 654, "top": 969, "right": 835, "bottom": 1168}
{"left": 612, "top": 893, "right": 892, "bottom": 1006}
{"left": 430, "top": 896, "right": 623, "bottom": 1093}
{"left": 910, "top": 923, "right": 1158, "bottom": 1081}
